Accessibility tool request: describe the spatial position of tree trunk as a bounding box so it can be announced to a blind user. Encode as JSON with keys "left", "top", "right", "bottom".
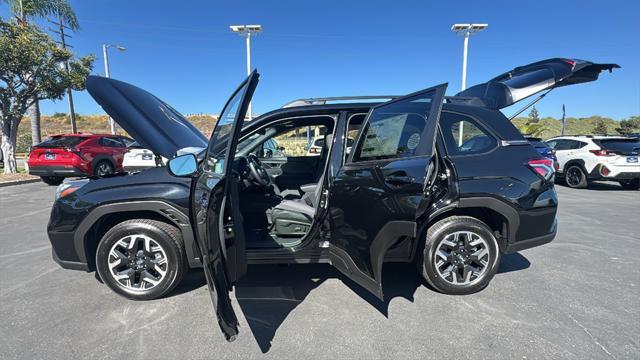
{"left": 2, "top": 120, "right": 18, "bottom": 174}
{"left": 30, "top": 99, "right": 41, "bottom": 145}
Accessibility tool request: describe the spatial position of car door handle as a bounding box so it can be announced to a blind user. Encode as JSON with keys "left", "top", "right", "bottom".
{"left": 384, "top": 175, "right": 415, "bottom": 186}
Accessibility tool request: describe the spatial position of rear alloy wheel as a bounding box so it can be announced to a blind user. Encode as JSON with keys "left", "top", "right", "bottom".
{"left": 96, "top": 219, "right": 186, "bottom": 300}
{"left": 419, "top": 216, "right": 500, "bottom": 295}
{"left": 565, "top": 165, "right": 588, "bottom": 188}
{"left": 94, "top": 160, "right": 115, "bottom": 177}
{"left": 41, "top": 176, "right": 64, "bottom": 186}
{"left": 619, "top": 178, "right": 640, "bottom": 190}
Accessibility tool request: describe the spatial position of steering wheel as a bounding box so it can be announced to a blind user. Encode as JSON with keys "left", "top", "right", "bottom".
{"left": 246, "top": 154, "right": 272, "bottom": 187}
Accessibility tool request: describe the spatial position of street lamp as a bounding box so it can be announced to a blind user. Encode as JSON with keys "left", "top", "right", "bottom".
{"left": 102, "top": 44, "right": 126, "bottom": 134}
{"left": 451, "top": 23, "right": 487, "bottom": 144}
{"left": 230, "top": 24, "right": 262, "bottom": 119}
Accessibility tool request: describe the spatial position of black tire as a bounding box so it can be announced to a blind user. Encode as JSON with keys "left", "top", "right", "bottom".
{"left": 564, "top": 164, "right": 588, "bottom": 189}
{"left": 41, "top": 176, "right": 64, "bottom": 186}
{"left": 95, "top": 219, "right": 187, "bottom": 300}
{"left": 418, "top": 216, "right": 501, "bottom": 295}
{"left": 619, "top": 178, "right": 640, "bottom": 190}
{"left": 94, "top": 159, "right": 115, "bottom": 177}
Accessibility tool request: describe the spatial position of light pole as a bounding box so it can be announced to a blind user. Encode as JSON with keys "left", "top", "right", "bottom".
{"left": 102, "top": 44, "right": 126, "bottom": 134}
{"left": 451, "top": 23, "right": 487, "bottom": 144}
{"left": 230, "top": 25, "right": 262, "bottom": 119}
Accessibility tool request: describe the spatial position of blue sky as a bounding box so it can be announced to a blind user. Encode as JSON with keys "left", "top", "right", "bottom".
{"left": 2, "top": 0, "right": 639, "bottom": 119}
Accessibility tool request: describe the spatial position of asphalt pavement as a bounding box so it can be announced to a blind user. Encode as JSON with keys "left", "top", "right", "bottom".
{"left": 1, "top": 181, "right": 638, "bottom": 359}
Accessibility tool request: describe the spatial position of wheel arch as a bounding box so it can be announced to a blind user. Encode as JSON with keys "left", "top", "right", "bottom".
{"left": 413, "top": 198, "right": 518, "bottom": 260}
{"left": 74, "top": 201, "right": 199, "bottom": 271}
{"left": 563, "top": 159, "right": 587, "bottom": 175}
{"left": 91, "top": 155, "right": 115, "bottom": 174}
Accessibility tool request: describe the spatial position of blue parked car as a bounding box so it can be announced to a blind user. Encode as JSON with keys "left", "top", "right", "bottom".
{"left": 526, "top": 137, "right": 559, "bottom": 170}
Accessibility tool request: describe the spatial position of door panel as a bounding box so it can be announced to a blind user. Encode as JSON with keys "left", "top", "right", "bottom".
{"left": 328, "top": 84, "right": 448, "bottom": 299}
{"left": 191, "top": 70, "right": 259, "bottom": 341}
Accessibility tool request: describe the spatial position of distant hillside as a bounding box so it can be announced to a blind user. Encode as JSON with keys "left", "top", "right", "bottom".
{"left": 11, "top": 113, "right": 638, "bottom": 153}
{"left": 511, "top": 115, "right": 623, "bottom": 139}
{"left": 15, "top": 114, "right": 218, "bottom": 152}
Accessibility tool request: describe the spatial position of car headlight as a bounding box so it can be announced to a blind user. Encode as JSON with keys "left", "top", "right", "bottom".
{"left": 55, "top": 179, "right": 89, "bottom": 200}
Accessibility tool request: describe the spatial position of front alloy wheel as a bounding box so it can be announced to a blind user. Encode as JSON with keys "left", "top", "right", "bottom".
{"left": 107, "top": 234, "right": 169, "bottom": 291}
{"left": 96, "top": 219, "right": 186, "bottom": 300}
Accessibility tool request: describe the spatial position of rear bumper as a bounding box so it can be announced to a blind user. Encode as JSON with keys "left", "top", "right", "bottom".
{"left": 29, "top": 165, "right": 86, "bottom": 177}
{"left": 505, "top": 218, "right": 557, "bottom": 253}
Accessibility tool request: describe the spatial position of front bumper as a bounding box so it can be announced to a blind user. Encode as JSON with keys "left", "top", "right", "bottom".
{"left": 29, "top": 165, "right": 86, "bottom": 177}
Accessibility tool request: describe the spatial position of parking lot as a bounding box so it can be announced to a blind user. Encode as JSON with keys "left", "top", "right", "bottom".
{"left": 1, "top": 181, "right": 638, "bottom": 359}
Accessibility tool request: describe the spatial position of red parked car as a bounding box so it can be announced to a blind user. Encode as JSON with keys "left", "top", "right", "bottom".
{"left": 28, "top": 133, "right": 133, "bottom": 185}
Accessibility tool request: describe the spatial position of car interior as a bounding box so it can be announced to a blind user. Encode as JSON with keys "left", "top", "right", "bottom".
{"left": 234, "top": 114, "right": 366, "bottom": 250}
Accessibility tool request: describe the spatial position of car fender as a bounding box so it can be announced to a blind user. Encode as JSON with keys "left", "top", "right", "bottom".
{"left": 563, "top": 159, "right": 588, "bottom": 175}
{"left": 73, "top": 200, "right": 200, "bottom": 269}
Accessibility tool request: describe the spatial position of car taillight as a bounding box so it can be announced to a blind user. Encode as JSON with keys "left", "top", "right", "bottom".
{"left": 527, "top": 159, "right": 554, "bottom": 180}
{"left": 66, "top": 147, "right": 87, "bottom": 160}
{"left": 309, "top": 148, "right": 319, "bottom": 154}
{"left": 589, "top": 149, "right": 614, "bottom": 156}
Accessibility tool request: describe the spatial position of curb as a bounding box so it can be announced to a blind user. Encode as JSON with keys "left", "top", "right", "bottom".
{"left": 0, "top": 178, "right": 41, "bottom": 188}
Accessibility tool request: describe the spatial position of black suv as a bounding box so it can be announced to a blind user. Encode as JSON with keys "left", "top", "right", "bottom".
{"left": 47, "top": 58, "right": 617, "bottom": 341}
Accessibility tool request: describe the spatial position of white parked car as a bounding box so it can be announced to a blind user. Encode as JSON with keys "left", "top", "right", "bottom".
{"left": 307, "top": 136, "right": 354, "bottom": 156}
{"left": 545, "top": 135, "right": 640, "bottom": 189}
{"left": 123, "top": 141, "right": 165, "bottom": 171}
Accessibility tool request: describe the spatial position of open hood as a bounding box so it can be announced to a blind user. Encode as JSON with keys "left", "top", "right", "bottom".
{"left": 453, "top": 58, "right": 620, "bottom": 109}
{"left": 86, "top": 76, "right": 208, "bottom": 158}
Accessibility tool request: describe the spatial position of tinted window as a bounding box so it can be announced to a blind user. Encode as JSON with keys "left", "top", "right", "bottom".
{"left": 596, "top": 138, "right": 640, "bottom": 154}
{"left": 36, "top": 136, "right": 87, "bottom": 148}
{"left": 353, "top": 91, "right": 435, "bottom": 162}
{"left": 440, "top": 113, "right": 497, "bottom": 156}
{"left": 553, "top": 140, "right": 572, "bottom": 150}
{"left": 99, "top": 137, "right": 125, "bottom": 148}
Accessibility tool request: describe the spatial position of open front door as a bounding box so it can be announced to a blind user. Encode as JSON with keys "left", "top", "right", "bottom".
{"left": 328, "top": 84, "right": 447, "bottom": 299}
{"left": 191, "top": 71, "right": 259, "bottom": 341}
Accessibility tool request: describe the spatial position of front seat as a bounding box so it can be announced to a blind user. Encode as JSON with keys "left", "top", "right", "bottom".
{"left": 269, "top": 134, "right": 332, "bottom": 237}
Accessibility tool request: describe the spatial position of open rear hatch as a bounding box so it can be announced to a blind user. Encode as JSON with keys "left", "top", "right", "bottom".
{"left": 452, "top": 58, "right": 620, "bottom": 109}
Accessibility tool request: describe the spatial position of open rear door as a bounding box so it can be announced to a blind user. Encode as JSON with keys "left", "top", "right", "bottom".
{"left": 191, "top": 71, "right": 259, "bottom": 341}
{"left": 328, "top": 83, "right": 447, "bottom": 299}
{"left": 454, "top": 58, "right": 619, "bottom": 109}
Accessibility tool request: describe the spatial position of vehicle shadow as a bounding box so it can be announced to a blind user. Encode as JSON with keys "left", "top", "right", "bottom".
{"left": 557, "top": 180, "right": 631, "bottom": 191}
{"left": 169, "top": 252, "right": 530, "bottom": 353}
{"left": 234, "top": 262, "right": 421, "bottom": 353}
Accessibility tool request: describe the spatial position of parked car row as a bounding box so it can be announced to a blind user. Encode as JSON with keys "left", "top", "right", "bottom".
{"left": 26, "top": 134, "right": 163, "bottom": 185}
{"left": 45, "top": 58, "right": 617, "bottom": 341}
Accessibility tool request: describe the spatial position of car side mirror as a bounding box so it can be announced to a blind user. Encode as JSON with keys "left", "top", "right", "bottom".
{"left": 168, "top": 154, "right": 197, "bottom": 177}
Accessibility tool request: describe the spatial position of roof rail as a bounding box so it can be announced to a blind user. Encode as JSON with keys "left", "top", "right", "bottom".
{"left": 282, "top": 95, "right": 401, "bottom": 108}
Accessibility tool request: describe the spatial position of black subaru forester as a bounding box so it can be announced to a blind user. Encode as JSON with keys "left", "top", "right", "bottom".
{"left": 47, "top": 58, "right": 618, "bottom": 341}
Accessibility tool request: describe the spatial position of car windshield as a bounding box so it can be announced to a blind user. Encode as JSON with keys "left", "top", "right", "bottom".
{"left": 35, "top": 136, "right": 87, "bottom": 148}
{"left": 596, "top": 138, "right": 640, "bottom": 153}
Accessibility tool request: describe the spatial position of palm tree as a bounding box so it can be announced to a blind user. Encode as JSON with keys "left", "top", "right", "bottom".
{"left": 3, "top": 0, "right": 79, "bottom": 145}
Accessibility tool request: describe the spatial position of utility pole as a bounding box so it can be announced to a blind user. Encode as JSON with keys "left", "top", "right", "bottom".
{"left": 102, "top": 44, "right": 126, "bottom": 134}
{"left": 49, "top": 17, "right": 77, "bottom": 133}
{"left": 561, "top": 104, "right": 566, "bottom": 136}
{"left": 451, "top": 24, "right": 488, "bottom": 144}
{"left": 230, "top": 25, "right": 262, "bottom": 119}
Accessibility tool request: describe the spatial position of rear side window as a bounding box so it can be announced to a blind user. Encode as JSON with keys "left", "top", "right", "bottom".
{"left": 440, "top": 113, "right": 497, "bottom": 156}
{"left": 595, "top": 138, "right": 640, "bottom": 154}
{"left": 353, "top": 92, "right": 435, "bottom": 162}
{"left": 36, "top": 136, "right": 87, "bottom": 148}
{"left": 99, "top": 137, "right": 125, "bottom": 148}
